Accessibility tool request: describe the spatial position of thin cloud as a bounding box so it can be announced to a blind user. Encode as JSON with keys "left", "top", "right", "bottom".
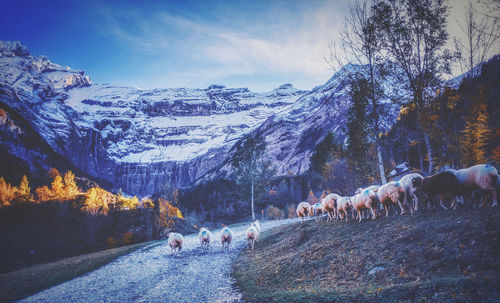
{"left": 93, "top": 1, "right": 344, "bottom": 90}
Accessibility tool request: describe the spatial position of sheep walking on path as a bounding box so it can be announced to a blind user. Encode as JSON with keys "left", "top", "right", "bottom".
{"left": 246, "top": 225, "right": 258, "bottom": 250}
{"left": 168, "top": 233, "right": 184, "bottom": 256}
{"left": 198, "top": 228, "right": 212, "bottom": 251}
{"left": 220, "top": 227, "right": 234, "bottom": 250}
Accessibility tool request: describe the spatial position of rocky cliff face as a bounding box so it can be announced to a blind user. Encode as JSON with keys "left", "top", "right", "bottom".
{"left": 0, "top": 41, "right": 403, "bottom": 195}
{"left": 0, "top": 41, "right": 308, "bottom": 194}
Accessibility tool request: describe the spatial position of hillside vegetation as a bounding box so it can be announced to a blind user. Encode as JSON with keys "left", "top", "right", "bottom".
{"left": 233, "top": 207, "right": 500, "bottom": 302}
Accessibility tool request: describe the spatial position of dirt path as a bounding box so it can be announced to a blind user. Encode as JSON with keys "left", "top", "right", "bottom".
{"left": 19, "top": 219, "right": 295, "bottom": 303}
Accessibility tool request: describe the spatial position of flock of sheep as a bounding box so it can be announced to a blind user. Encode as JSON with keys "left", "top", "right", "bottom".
{"left": 167, "top": 164, "right": 498, "bottom": 255}
{"left": 297, "top": 164, "right": 498, "bottom": 223}
{"left": 167, "top": 220, "right": 262, "bottom": 255}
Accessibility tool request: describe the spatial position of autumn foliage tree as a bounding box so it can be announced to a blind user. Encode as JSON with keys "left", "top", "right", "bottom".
{"left": 0, "top": 177, "right": 16, "bottom": 207}
{"left": 156, "top": 198, "right": 183, "bottom": 229}
{"left": 17, "top": 175, "right": 32, "bottom": 201}
{"left": 460, "top": 88, "right": 491, "bottom": 166}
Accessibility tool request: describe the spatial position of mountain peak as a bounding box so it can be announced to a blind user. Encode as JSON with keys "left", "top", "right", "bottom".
{"left": 0, "top": 41, "right": 30, "bottom": 57}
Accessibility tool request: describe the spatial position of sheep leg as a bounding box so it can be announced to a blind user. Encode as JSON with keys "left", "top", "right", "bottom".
{"left": 439, "top": 195, "right": 448, "bottom": 210}
{"left": 413, "top": 195, "right": 419, "bottom": 213}
{"left": 479, "top": 191, "right": 490, "bottom": 208}
{"left": 492, "top": 189, "right": 498, "bottom": 207}
{"left": 398, "top": 200, "right": 406, "bottom": 215}
{"left": 384, "top": 204, "right": 389, "bottom": 218}
{"left": 357, "top": 210, "right": 362, "bottom": 222}
{"left": 370, "top": 206, "right": 377, "bottom": 220}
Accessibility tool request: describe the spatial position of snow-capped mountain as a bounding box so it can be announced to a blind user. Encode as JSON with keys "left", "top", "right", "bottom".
{"left": 0, "top": 41, "right": 399, "bottom": 195}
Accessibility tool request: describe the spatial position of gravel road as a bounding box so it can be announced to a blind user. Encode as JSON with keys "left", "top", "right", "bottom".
{"left": 19, "top": 219, "right": 296, "bottom": 303}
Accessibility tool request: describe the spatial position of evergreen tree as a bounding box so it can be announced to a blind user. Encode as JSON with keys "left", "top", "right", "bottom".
{"left": 460, "top": 87, "right": 491, "bottom": 166}
{"left": 346, "top": 75, "right": 371, "bottom": 186}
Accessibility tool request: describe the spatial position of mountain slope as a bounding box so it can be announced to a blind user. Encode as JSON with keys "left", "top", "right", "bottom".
{"left": 0, "top": 41, "right": 400, "bottom": 195}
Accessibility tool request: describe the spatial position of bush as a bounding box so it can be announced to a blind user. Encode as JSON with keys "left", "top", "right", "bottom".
{"left": 122, "top": 232, "right": 133, "bottom": 245}
{"left": 266, "top": 205, "right": 283, "bottom": 220}
{"left": 106, "top": 236, "right": 117, "bottom": 248}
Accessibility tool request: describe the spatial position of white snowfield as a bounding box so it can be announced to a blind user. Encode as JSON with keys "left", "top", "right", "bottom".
{"left": 19, "top": 219, "right": 296, "bottom": 303}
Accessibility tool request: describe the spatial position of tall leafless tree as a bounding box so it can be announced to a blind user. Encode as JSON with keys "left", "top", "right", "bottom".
{"left": 454, "top": 1, "right": 500, "bottom": 79}
{"left": 326, "top": 0, "right": 388, "bottom": 184}
{"left": 372, "top": 0, "right": 452, "bottom": 175}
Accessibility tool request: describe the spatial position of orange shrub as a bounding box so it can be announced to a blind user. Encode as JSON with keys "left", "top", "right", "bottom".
{"left": 122, "top": 232, "right": 133, "bottom": 245}
{"left": 107, "top": 236, "right": 117, "bottom": 248}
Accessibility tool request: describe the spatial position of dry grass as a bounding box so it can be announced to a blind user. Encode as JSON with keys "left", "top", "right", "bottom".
{"left": 0, "top": 240, "right": 159, "bottom": 303}
{"left": 232, "top": 207, "right": 500, "bottom": 302}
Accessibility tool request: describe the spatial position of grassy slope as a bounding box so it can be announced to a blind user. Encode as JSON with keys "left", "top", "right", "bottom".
{"left": 0, "top": 240, "right": 160, "bottom": 303}
{"left": 233, "top": 208, "right": 500, "bottom": 302}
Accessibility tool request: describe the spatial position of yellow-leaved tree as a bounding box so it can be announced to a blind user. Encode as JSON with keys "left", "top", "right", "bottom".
{"left": 0, "top": 177, "right": 16, "bottom": 207}
{"left": 63, "top": 170, "right": 79, "bottom": 199}
{"left": 16, "top": 175, "right": 32, "bottom": 201}
{"left": 460, "top": 88, "right": 491, "bottom": 167}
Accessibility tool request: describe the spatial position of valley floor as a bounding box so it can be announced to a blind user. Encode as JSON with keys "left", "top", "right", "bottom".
{"left": 232, "top": 207, "right": 500, "bottom": 303}
{"left": 12, "top": 219, "right": 294, "bottom": 303}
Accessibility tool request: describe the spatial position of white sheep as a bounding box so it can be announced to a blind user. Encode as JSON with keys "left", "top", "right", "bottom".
{"left": 355, "top": 185, "right": 381, "bottom": 218}
{"left": 399, "top": 173, "right": 424, "bottom": 214}
{"left": 168, "top": 232, "right": 184, "bottom": 256}
{"left": 452, "top": 164, "right": 498, "bottom": 208}
{"left": 220, "top": 226, "right": 234, "bottom": 250}
{"left": 250, "top": 220, "right": 261, "bottom": 241}
{"left": 296, "top": 201, "right": 312, "bottom": 223}
{"left": 246, "top": 225, "right": 258, "bottom": 250}
{"left": 321, "top": 193, "right": 340, "bottom": 222}
{"left": 311, "top": 202, "right": 324, "bottom": 221}
{"left": 336, "top": 196, "right": 352, "bottom": 222}
{"left": 351, "top": 189, "right": 378, "bottom": 222}
{"left": 376, "top": 181, "right": 407, "bottom": 217}
{"left": 198, "top": 228, "right": 212, "bottom": 251}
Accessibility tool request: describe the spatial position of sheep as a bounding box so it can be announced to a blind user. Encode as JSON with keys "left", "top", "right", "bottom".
{"left": 168, "top": 232, "right": 184, "bottom": 256}
{"left": 355, "top": 185, "right": 381, "bottom": 218}
{"left": 250, "top": 220, "right": 261, "bottom": 241}
{"left": 376, "top": 181, "right": 407, "bottom": 217}
{"left": 220, "top": 226, "right": 234, "bottom": 250}
{"left": 311, "top": 202, "right": 324, "bottom": 221}
{"left": 399, "top": 173, "right": 424, "bottom": 214}
{"left": 246, "top": 225, "right": 258, "bottom": 250}
{"left": 336, "top": 196, "right": 352, "bottom": 222}
{"left": 452, "top": 164, "right": 498, "bottom": 208}
{"left": 296, "top": 201, "right": 312, "bottom": 223}
{"left": 321, "top": 193, "right": 340, "bottom": 222}
{"left": 351, "top": 189, "right": 378, "bottom": 222}
{"left": 411, "top": 171, "right": 461, "bottom": 210}
{"left": 198, "top": 228, "right": 212, "bottom": 251}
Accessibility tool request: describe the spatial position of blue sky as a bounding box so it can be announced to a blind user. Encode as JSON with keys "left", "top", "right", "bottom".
{"left": 0, "top": 0, "right": 483, "bottom": 92}
{"left": 1, "top": 0, "right": 349, "bottom": 91}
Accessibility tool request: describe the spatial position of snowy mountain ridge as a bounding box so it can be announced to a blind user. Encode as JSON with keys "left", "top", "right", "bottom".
{"left": 0, "top": 41, "right": 404, "bottom": 195}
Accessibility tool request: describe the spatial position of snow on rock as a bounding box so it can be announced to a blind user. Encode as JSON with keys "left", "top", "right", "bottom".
{"left": 0, "top": 41, "right": 401, "bottom": 195}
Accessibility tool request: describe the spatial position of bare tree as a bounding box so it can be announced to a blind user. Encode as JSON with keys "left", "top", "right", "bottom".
{"left": 326, "top": 0, "right": 388, "bottom": 184}
{"left": 372, "top": 0, "right": 452, "bottom": 175}
{"left": 454, "top": 1, "right": 500, "bottom": 79}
